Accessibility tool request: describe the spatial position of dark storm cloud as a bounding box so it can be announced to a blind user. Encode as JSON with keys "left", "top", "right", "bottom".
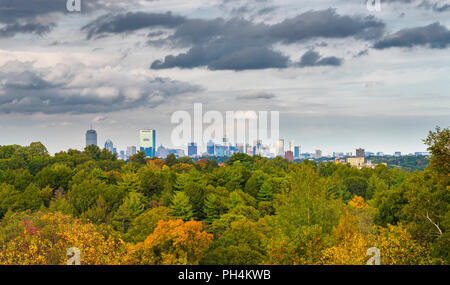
{"left": 84, "top": 9, "right": 383, "bottom": 70}
{"left": 298, "top": 50, "right": 343, "bottom": 67}
{"left": 374, "top": 22, "right": 450, "bottom": 49}
{"left": 0, "top": 61, "right": 200, "bottom": 114}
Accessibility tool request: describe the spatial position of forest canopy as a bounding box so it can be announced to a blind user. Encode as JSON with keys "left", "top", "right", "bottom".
{"left": 0, "top": 127, "right": 448, "bottom": 265}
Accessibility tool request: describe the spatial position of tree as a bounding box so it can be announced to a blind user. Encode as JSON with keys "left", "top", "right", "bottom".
{"left": 125, "top": 219, "right": 213, "bottom": 265}
{"left": 112, "top": 191, "right": 147, "bottom": 233}
{"left": 170, "top": 192, "right": 193, "bottom": 221}
{"left": 0, "top": 212, "right": 127, "bottom": 265}
{"left": 165, "top": 154, "right": 178, "bottom": 167}
{"left": 204, "top": 219, "right": 269, "bottom": 265}
{"left": 125, "top": 206, "right": 172, "bottom": 243}
{"left": 257, "top": 182, "right": 273, "bottom": 202}
{"left": 344, "top": 176, "right": 369, "bottom": 198}
{"left": 424, "top": 126, "right": 449, "bottom": 186}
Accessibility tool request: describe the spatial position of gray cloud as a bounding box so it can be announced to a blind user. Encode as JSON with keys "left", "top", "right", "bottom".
{"left": 236, "top": 91, "right": 276, "bottom": 100}
{"left": 298, "top": 50, "right": 343, "bottom": 67}
{"left": 151, "top": 43, "right": 289, "bottom": 70}
{"left": 82, "top": 11, "right": 186, "bottom": 40}
{"left": 81, "top": 9, "right": 383, "bottom": 70}
{"left": 0, "top": 61, "right": 200, "bottom": 114}
{"left": 374, "top": 22, "right": 450, "bottom": 49}
{"left": 0, "top": 0, "right": 138, "bottom": 38}
{"left": 383, "top": 0, "right": 450, "bottom": 12}
{"left": 0, "top": 22, "right": 55, "bottom": 38}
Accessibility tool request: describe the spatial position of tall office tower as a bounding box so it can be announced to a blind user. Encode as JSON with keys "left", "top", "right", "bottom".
{"left": 119, "top": 150, "right": 125, "bottom": 160}
{"left": 294, "top": 146, "right": 300, "bottom": 158}
{"left": 315, "top": 149, "right": 323, "bottom": 158}
{"left": 86, "top": 128, "right": 97, "bottom": 147}
{"left": 207, "top": 140, "right": 215, "bottom": 156}
{"left": 188, "top": 142, "right": 198, "bottom": 157}
{"left": 104, "top": 139, "right": 114, "bottom": 153}
{"left": 276, "top": 139, "right": 285, "bottom": 156}
{"left": 285, "top": 151, "right": 294, "bottom": 162}
{"left": 140, "top": 129, "right": 156, "bottom": 157}
{"left": 126, "top": 146, "right": 137, "bottom": 158}
{"left": 356, "top": 148, "right": 365, "bottom": 158}
{"left": 289, "top": 140, "right": 295, "bottom": 152}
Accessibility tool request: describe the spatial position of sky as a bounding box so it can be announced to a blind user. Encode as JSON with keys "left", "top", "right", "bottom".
{"left": 0, "top": 0, "right": 449, "bottom": 155}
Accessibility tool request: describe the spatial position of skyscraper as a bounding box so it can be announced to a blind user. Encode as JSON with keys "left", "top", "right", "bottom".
{"left": 86, "top": 128, "right": 97, "bottom": 147}
{"left": 188, "top": 142, "right": 198, "bottom": 157}
{"left": 294, "top": 146, "right": 300, "bottom": 158}
{"left": 289, "top": 140, "right": 295, "bottom": 152}
{"left": 126, "top": 146, "right": 137, "bottom": 158}
{"left": 276, "top": 139, "right": 284, "bottom": 156}
{"left": 140, "top": 129, "right": 156, "bottom": 157}
{"left": 104, "top": 139, "right": 114, "bottom": 153}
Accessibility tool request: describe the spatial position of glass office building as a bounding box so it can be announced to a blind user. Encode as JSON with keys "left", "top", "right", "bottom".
{"left": 140, "top": 129, "right": 156, "bottom": 157}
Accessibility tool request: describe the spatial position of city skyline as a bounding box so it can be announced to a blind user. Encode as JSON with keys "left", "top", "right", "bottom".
{"left": 80, "top": 126, "right": 430, "bottom": 159}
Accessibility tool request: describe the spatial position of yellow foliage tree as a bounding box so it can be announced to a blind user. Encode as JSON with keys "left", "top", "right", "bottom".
{"left": 348, "top": 195, "right": 367, "bottom": 210}
{"left": 0, "top": 212, "right": 127, "bottom": 265}
{"left": 125, "top": 219, "right": 213, "bottom": 265}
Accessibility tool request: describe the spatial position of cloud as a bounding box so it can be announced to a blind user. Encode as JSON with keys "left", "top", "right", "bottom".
{"left": 236, "top": 91, "right": 276, "bottom": 100}
{"left": 383, "top": 0, "right": 450, "bottom": 12}
{"left": 0, "top": 61, "right": 201, "bottom": 114}
{"left": 374, "top": 22, "right": 450, "bottom": 49}
{"left": 0, "top": 0, "right": 142, "bottom": 38}
{"left": 151, "top": 43, "right": 290, "bottom": 70}
{"left": 82, "top": 11, "right": 186, "bottom": 40}
{"left": 298, "top": 50, "right": 343, "bottom": 67}
{"left": 72, "top": 9, "right": 385, "bottom": 70}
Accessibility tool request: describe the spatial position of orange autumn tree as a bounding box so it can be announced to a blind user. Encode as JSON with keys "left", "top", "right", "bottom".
{"left": 125, "top": 219, "right": 213, "bottom": 265}
{"left": 0, "top": 211, "right": 127, "bottom": 265}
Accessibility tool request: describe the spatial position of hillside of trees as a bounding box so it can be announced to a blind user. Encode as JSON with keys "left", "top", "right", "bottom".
{"left": 0, "top": 127, "right": 448, "bottom": 265}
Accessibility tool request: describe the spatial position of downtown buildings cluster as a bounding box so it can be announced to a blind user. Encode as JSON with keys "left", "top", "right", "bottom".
{"left": 85, "top": 127, "right": 429, "bottom": 162}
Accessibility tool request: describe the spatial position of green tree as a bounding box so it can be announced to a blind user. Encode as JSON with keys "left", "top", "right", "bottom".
{"left": 170, "top": 191, "right": 193, "bottom": 221}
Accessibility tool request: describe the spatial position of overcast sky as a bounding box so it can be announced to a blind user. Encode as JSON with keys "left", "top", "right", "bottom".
{"left": 0, "top": 0, "right": 449, "bottom": 155}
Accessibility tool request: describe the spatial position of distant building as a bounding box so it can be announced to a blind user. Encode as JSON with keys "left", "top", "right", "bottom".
{"left": 207, "top": 140, "right": 215, "bottom": 156}
{"left": 104, "top": 139, "right": 114, "bottom": 153}
{"left": 294, "top": 146, "right": 300, "bottom": 158}
{"left": 215, "top": 145, "right": 228, "bottom": 157}
{"left": 276, "top": 139, "right": 285, "bottom": 156}
{"left": 126, "top": 146, "right": 137, "bottom": 158}
{"left": 140, "top": 129, "right": 156, "bottom": 157}
{"left": 346, "top": 157, "right": 365, "bottom": 168}
{"left": 285, "top": 151, "right": 294, "bottom": 162}
{"left": 119, "top": 150, "right": 125, "bottom": 160}
{"left": 356, "top": 148, "right": 365, "bottom": 158}
{"left": 315, "top": 149, "right": 322, "bottom": 158}
{"left": 289, "top": 140, "right": 295, "bottom": 152}
{"left": 86, "top": 128, "right": 97, "bottom": 147}
{"left": 394, "top": 152, "right": 402, "bottom": 157}
{"left": 188, "top": 142, "right": 198, "bottom": 157}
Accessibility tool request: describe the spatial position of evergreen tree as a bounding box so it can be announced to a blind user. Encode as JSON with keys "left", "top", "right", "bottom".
{"left": 257, "top": 182, "right": 273, "bottom": 202}
{"left": 170, "top": 191, "right": 193, "bottom": 221}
